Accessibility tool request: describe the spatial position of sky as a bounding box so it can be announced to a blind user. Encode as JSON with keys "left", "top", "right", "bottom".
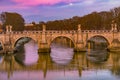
{"left": 0, "top": 0, "right": 120, "bottom": 23}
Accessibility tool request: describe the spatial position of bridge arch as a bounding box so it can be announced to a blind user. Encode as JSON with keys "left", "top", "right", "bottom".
{"left": 0, "top": 40, "right": 4, "bottom": 50}
{"left": 88, "top": 35, "right": 110, "bottom": 45}
{"left": 14, "top": 37, "right": 37, "bottom": 47}
{"left": 49, "top": 36, "right": 75, "bottom": 47}
{"left": 87, "top": 35, "right": 110, "bottom": 49}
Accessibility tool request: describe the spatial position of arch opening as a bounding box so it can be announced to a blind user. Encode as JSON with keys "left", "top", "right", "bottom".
{"left": 14, "top": 37, "right": 39, "bottom": 66}
{"left": 14, "top": 37, "right": 38, "bottom": 53}
{"left": 14, "top": 37, "right": 33, "bottom": 47}
{"left": 50, "top": 36, "right": 75, "bottom": 65}
{"left": 0, "top": 42, "right": 3, "bottom": 51}
{"left": 86, "top": 35, "right": 109, "bottom": 61}
{"left": 86, "top": 35, "right": 109, "bottom": 50}
{"left": 50, "top": 36, "right": 75, "bottom": 48}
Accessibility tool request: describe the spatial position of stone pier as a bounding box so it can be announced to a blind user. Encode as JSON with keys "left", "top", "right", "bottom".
{"left": 74, "top": 24, "right": 86, "bottom": 52}
{"left": 38, "top": 25, "right": 50, "bottom": 53}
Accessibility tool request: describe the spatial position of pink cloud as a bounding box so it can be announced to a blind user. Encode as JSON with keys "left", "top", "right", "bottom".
{"left": 12, "top": 0, "right": 78, "bottom": 6}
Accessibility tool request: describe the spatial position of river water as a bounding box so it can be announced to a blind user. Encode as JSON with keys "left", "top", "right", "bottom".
{"left": 0, "top": 40, "right": 120, "bottom": 80}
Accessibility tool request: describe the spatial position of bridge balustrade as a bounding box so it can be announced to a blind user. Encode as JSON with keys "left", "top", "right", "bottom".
{"left": 2, "top": 30, "right": 114, "bottom": 36}
{"left": 69, "top": 30, "right": 76, "bottom": 34}
{"left": 20, "top": 31, "right": 43, "bottom": 34}
{"left": 4, "top": 30, "right": 79, "bottom": 35}
{"left": 82, "top": 30, "right": 112, "bottom": 33}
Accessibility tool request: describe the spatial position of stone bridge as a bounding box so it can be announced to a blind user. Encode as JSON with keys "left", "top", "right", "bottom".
{"left": 0, "top": 24, "right": 119, "bottom": 53}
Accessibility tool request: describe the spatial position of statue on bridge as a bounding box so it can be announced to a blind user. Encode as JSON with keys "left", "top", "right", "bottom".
{"left": 42, "top": 24, "right": 46, "bottom": 32}
{"left": 78, "top": 24, "right": 81, "bottom": 32}
{"left": 6, "top": 25, "right": 12, "bottom": 33}
{"left": 111, "top": 20, "right": 118, "bottom": 32}
{"left": 6, "top": 25, "right": 9, "bottom": 32}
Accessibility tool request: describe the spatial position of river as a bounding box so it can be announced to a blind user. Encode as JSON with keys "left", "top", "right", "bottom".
{"left": 0, "top": 40, "right": 120, "bottom": 80}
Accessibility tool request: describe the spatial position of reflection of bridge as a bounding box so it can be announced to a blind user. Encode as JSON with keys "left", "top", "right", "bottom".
{"left": 0, "top": 24, "right": 119, "bottom": 53}
{"left": 0, "top": 53, "right": 119, "bottom": 79}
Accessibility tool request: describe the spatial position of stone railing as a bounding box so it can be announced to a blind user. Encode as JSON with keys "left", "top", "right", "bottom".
{"left": 82, "top": 30, "right": 112, "bottom": 33}
{"left": 0, "top": 30, "right": 115, "bottom": 35}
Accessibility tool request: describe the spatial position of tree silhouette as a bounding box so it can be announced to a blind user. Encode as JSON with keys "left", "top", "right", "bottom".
{"left": 0, "top": 12, "right": 25, "bottom": 31}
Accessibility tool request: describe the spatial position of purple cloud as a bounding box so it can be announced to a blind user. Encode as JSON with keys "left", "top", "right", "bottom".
{"left": 12, "top": 0, "right": 79, "bottom": 6}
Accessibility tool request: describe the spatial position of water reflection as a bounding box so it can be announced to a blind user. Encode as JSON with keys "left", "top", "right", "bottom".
{"left": 50, "top": 43, "right": 74, "bottom": 65}
{"left": 111, "top": 53, "right": 120, "bottom": 77}
{"left": 0, "top": 43, "right": 3, "bottom": 51}
{"left": 86, "top": 49, "right": 109, "bottom": 63}
{"left": 24, "top": 40, "right": 38, "bottom": 65}
{"left": 0, "top": 55, "right": 3, "bottom": 64}
{"left": 0, "top": 41, "right": 120, "bottom": 80}
{"left": 0, "top": 42, "right": 3, "bottom": 54}
{"left": 14, "top": 40, "right": 39, "bottom": 66}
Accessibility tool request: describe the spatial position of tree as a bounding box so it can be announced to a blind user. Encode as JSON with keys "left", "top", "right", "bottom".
{"left": 110, "top": 7, "right": 120, "bottom": 30}
{"left": 0, "top": 12, "right": 25, "bottom": 31}
{"left": 99, "top": 11, "right": 113, "bottom": 29}
{"left": 80, "top": 12, "right": 102, "bottom": 30}
{"left": 111, "top": 7, "right": 120, "bottom": 18}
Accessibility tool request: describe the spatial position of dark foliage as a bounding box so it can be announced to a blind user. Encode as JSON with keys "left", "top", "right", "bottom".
{"left": 0, "top": 12, "right": 25, "bottom": 31}
{"left": 1, "top": 7, "right": 120, "bottom": 31}
{"left": 36, "top": 6, "right": 119, "bottom": 30}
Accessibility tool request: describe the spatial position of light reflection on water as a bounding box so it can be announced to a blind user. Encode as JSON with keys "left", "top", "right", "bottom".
{"left": 0, "top": 41, "right": 120, "bottom": 80}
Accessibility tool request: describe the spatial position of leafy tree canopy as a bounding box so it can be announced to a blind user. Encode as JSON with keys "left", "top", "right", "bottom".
{"left": 0, "top": 12, "right": 25, "bottom": 31}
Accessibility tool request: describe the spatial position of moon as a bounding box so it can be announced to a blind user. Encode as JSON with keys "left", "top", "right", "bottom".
{"left": 69, "top": 3, "right": 73, "bottom": 6}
